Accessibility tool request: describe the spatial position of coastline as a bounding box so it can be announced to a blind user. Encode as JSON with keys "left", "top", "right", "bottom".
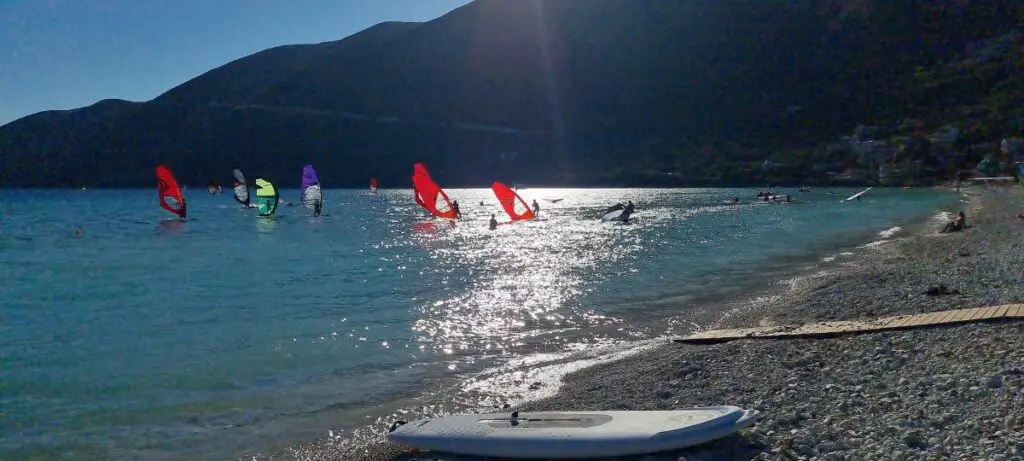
{"left": 531, "top": 185, "right": 1024, "bottom": 460}
{"left": 266, "top": 187, "right": 1014, "bottom": 461}
{"left": 414, "top": 184, "right": 1020, "bottom": 461}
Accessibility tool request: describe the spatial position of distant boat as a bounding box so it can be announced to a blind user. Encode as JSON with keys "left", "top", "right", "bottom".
{"left": 412, "top": 163, "right": 458, "bottom": 219}
{"left": 300, "top": 164, "right": 323, "bottom": 217}
{"left": 207, "top": 180, "right": 222, "bottom": 195}
{"left": 370, "top": 177, "right": 379, "bottom": 194}
{"left": 156, "top": 165, "right": 187, "bottom": 220}
{"left": 254, "top": 177, "right": 280, "bottom": 217}
{"left": 492, "top": 181, "right": 534, "bottom": 222}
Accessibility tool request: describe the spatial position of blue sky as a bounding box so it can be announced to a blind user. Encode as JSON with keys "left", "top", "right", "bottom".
{"left": 0, "top": 0, "right": 472, "bottom": 126}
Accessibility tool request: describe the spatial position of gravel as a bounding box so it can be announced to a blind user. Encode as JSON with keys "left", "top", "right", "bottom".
{"left": 274, "top": 187, "right": 1024, "bottom": 460}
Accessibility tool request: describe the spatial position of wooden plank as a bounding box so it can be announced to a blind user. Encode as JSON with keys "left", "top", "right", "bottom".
{"left": 949, "top": 308, "right": 978, "bottom": 323}
{"left": 873, "top": 315, "right": 907, "bottom": 330}
{"left": 888, "top": 315, "right": 918, "bottom": 329}
{"left": 966, "top": 308, "right": 989, "bottom": 321}
{"left": 938, "top": 309, "right": 962, "bottom": 323}
{"left": 917, "top": 311, "right": 946, "bottom": 325}
{"left": 923, "top": 310, "right": 954, "bottom": 325}
{"left": 980, "top": 306, "right": 1001, "bottom": 320}
{"left": 673, "top": 305, "right": 1024, "bottom": 345}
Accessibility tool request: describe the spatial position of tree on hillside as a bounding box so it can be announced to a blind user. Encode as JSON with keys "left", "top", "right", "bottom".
{"left": 977, "top": 153, "right": 1004, "bottom": 177}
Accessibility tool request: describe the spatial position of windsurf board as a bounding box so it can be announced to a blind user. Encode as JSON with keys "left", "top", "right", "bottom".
{"left": 387, "top": 406, "right": 757, "bottom": 459}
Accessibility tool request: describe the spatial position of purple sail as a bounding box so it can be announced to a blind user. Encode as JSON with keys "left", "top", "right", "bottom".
{"left": 300, "top": 164, "right": 323, "bottom": 215}
{"left": 301, "top": 164, "right": 319, "bottom": 192}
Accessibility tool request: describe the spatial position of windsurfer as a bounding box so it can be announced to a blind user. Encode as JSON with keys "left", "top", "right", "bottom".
{"left": 532, "top": 199, "right": 540, "bottom": 216}
{"left": 625, "top": 201, "right": 635, "bottom": 214}
{"left": 489, "top": 214, "right": 498, "bottom": 230}
{"left": 452, "top": 200, "right": 462, "bottom": 218}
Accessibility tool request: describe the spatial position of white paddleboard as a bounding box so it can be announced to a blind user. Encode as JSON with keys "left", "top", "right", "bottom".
{"left": 387, "top": 406, "right": 757, "bottom": 459}
{"left": 843, "top": 186, "right": 873, "bottom": 202}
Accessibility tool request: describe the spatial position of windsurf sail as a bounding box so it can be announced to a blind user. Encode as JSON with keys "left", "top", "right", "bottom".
{"left": 156, "top": 165, "right": 187, "bottom": 220}
{"left": 255, "top": 177, "right": 280, "bottom": 217}
{"left": 300, "top": 164, "right": 323, "bottom": 217}
{"left": 492, "top": 181, "right": 534, "bottom": 221}
{"left": 843, "top": 187, "right": 873, "bottom": 202}
{"left": 370, "top": 177, "right": 379, "bottom": 193}
{"left": 232, "top": 169, "right": 250, "bottom": 207}
{"left": 207, "top": 180, "right": 221, "bottom": 194}
{"left": 411, "top": 163, "right": 457, "bottom": 219}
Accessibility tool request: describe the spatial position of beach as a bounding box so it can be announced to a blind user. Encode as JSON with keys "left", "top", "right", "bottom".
{"left": 290, "top": 186, "right": 1024, "bottom": 461}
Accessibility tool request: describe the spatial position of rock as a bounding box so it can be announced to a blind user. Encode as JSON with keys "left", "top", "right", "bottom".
{"left": 902, "top": 430, "right": 927, "bottom": 449}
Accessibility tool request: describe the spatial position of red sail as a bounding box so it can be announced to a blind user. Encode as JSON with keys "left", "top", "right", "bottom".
{"left": 411, "top": 163, "right": 457, "bottom": 219}
{"left": 492, "top": 181, "right": 534, "bottom": 221}
{"left": 369, "top": 177, "right": 378, "bottom": 192}
{"left": 156, "top": 165, "right": 187, "bottom": 219}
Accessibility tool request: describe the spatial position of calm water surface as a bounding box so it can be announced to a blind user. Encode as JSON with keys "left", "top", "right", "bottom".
{"left": 0, "top": 187, "right": 958, "bottom": 459}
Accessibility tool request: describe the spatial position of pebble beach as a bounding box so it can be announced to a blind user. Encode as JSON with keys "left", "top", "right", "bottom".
{"left": 283, "top": 186, "right": 1024, "bottom": 461}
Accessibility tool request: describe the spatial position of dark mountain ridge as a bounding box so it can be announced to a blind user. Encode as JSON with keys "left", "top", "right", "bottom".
{"left": 1, "top": 0, "right": 1020, "bottom": 188}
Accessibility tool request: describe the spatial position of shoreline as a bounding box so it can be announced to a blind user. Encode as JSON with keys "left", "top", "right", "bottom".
{"left": 364, "top": 186, "right": 1023, "bottom": 460}
{"left": 267, "top": 189, "right": 982, "bottom": 461}
{"left": 513, "top": 185, "right": 1024, "bottom": 460}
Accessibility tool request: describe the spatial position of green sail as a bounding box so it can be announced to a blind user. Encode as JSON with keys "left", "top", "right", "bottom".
{"left": 254, "top": 177, "right": 279, "bottom": 217}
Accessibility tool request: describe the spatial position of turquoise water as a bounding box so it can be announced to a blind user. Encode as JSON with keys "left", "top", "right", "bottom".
{"left": 0, "top": 188, "right": 958, "bottom": 460}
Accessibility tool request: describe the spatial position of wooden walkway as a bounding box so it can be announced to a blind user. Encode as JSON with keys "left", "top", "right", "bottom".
{"left": 674, "top": 304, "right": 1024, "bottom": 345}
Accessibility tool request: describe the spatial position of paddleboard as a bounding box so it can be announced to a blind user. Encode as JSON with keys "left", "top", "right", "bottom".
{"left": 842, "top": 187, "right": 873, "bottom": 202}
{"left": 387, "top": 406, "right": 757, "bottom": 459}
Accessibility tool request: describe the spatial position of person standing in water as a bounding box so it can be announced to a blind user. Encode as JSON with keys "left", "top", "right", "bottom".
{"left": 531, "top": 199, "right": 540, "bottom": 216}
{"left": 452, "top": 200, "right": 462, "bottom": 218}
{"left": 489, "top": 214, "right": 498, "bottom": 230}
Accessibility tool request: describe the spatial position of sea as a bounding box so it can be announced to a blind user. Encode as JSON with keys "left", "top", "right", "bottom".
{"left": 0, "top": 187, "right": 960, "bottom": 460}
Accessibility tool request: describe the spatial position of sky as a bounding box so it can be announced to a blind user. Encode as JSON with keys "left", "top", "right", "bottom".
{"left": 0, "top": 0, "right": 472, "bottom": 126}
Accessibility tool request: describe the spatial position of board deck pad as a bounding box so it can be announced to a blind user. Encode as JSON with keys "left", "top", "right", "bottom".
{"left": 388, "top": 406, "right": 757, "bottom": 459}
{"left": 479, "top": 413, "right": 613, "bottom": 428}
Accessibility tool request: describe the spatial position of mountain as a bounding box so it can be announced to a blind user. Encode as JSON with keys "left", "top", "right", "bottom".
{"left": 1, "top": 0, "right": 1021, "bottom": 188}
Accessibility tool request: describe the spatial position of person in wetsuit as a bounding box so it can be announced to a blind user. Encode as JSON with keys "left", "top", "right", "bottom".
{"left": 624, "top": 200, "right": 635, "bottom": 214}
{"left": 532, "top": 199, "right": 540, "bottom": 216}
{"left": 452, "top": 200, "right": 462, "bottom": 218}
{"left": 489, "top": 214, "right": 498, "bottom": 230}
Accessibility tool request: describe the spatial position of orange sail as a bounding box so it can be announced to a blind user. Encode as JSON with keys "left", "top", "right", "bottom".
{"left": 492, "top": 181, "right": 534, "bottom": 221}
{"left": 156, "top": 165, "right": 187, "bottom": 220}
{"left": 411, "top": 163, "right": 457, "bottom": 219}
